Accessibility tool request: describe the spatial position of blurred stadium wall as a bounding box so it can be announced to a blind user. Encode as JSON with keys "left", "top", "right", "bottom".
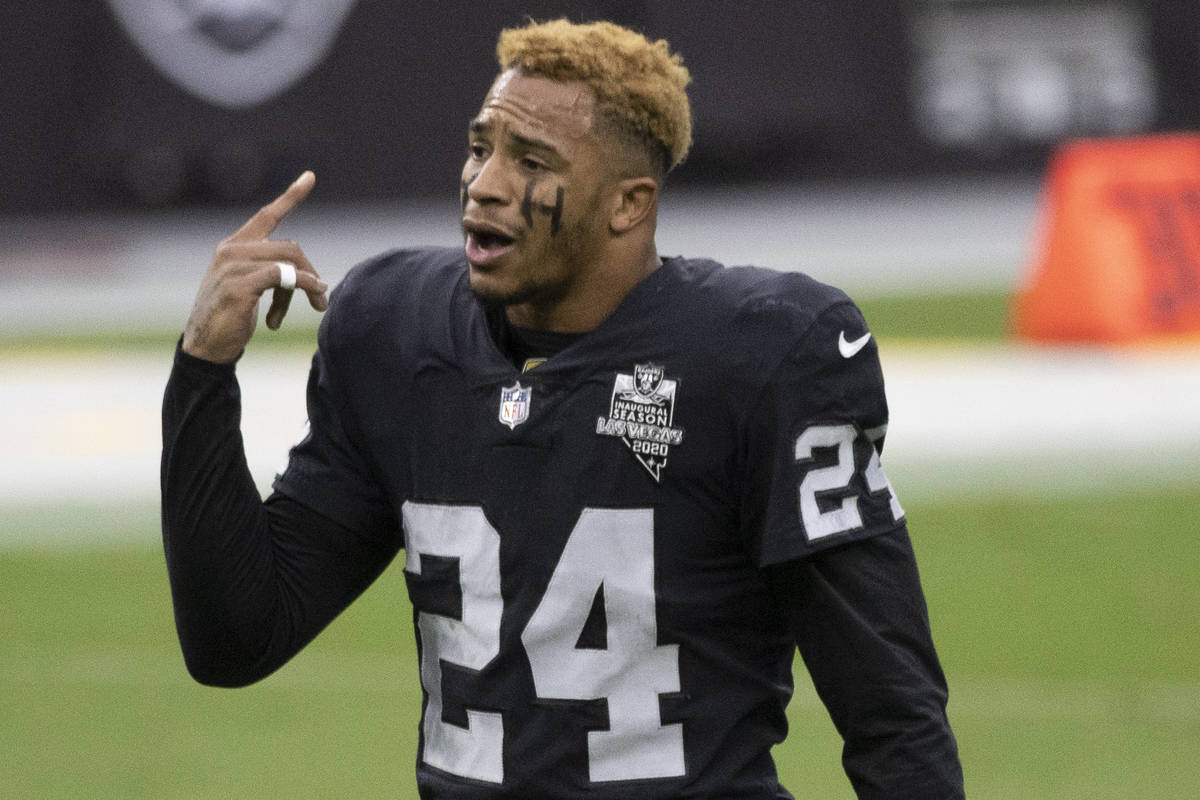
{"left": 1, "top": 0, "right": 1196, "bottom": 212}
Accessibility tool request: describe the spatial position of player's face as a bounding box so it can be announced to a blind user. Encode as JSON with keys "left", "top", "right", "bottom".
{"left": 461, "top": 70, "right": 615, "bottom": 319}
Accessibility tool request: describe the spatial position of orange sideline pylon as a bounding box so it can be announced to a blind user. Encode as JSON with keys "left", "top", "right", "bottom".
{"left": 1013, "top": 134, "right": 1200, "bottom": 343}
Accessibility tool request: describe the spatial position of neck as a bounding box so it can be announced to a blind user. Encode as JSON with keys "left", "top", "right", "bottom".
{"left": 506, "top": 240, "right": 661, "bottom": 333}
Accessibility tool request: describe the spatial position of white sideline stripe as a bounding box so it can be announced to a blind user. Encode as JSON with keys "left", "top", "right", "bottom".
{"left": 881, "top": 344, "right": 1200, "bottom": 459}
{"left": 6, "top": 645, "right": 1199, "bottom": 724}
{"left": 0, "top": 344, "right": 1198, "bottom": 513}
{"left": 0, "top": 350, "right": 311, "bottom": 504}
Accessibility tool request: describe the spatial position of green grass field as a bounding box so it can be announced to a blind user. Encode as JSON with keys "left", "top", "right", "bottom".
{"left": 4, "top": 487, "right": 1199, "bottom": 798}
{"left": 0, "top": 288, "right": 1015, "bottom": 356}
{"left": 4, "top": 290, "right": 1199, "bottom": 798}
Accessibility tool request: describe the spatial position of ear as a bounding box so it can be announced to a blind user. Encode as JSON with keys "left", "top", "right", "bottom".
{"left": 609, "top": 177, "right": 658, "bottom": 234}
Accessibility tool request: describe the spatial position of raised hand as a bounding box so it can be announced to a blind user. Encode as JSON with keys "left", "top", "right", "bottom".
{"left": 181, "top": 171, "right": 327, "bottom": 364}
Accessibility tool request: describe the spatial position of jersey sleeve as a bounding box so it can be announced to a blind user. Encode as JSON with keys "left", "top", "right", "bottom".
{"left": 273, "top": 300, "right": 399, "bottom": 539}
{"left": 745, "top": 300, "right": 906, "bottom": 566}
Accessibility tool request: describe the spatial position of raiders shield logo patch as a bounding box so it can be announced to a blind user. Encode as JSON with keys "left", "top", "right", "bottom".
{"left": 105, "top": 0, "right": 357, "bottom": 109}
{"left": 596, "top": 364, "right": 684, "bottom": 481}
{"left": 499, "top": 382, "right": 532, "bottom": 430}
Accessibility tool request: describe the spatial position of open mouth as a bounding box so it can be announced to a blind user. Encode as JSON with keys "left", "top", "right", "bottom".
{"left": 464, "top": 221, "right": 517, "bottom": 265}
{"left": 470, "top": 230, "right": 514, "bottom": 250}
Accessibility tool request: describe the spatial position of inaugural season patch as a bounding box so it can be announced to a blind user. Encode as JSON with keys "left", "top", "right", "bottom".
{"left": 596, "top": 364, "right": 684, "bottom": 481}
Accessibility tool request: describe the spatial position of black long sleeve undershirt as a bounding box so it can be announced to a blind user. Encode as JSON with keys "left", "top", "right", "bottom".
{"left": 766, "top": 533, "right": 964, "bottom": 799}
{"left": 160, "top": 344, "right": 399, "bottom": 687}
{"left": 161, "top": 344, "right": 961, "bottom": 796}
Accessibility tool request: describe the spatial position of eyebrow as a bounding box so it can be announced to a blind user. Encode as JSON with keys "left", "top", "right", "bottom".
{"left": 469, "top": 119, "right": 562, "bottom": 158}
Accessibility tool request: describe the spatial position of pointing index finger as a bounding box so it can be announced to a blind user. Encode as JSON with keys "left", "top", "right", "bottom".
{"left": 229, "top": 170, "right": 315, "bottom": 242}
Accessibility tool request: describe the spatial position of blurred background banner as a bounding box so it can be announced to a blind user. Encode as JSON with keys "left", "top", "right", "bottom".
{"left": 104, "top": 0, "right": 359, "bottom": 111}
{"left": 3, "top": 0, "right": 1198, "bottom": 212}
{"left": 1014, "top": 134, "right": 1200, "bottom": 343}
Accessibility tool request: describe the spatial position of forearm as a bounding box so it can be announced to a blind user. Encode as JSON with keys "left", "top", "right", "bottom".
{"left": 160, "top": 344, "right": 292, "bottom": 685}
{"left": 160, "top": 345, "right": 395, "bottom": 687}
{"left": 769, "top": 528, "right": 964, "bottom": 799}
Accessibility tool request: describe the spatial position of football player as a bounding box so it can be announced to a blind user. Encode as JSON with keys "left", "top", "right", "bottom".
{"left": 162, "top": 18, "right": 964, "bottom": 799}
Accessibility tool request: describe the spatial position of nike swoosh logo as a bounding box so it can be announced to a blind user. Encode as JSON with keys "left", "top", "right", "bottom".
{"left": 838, "top": 330, "right": 872, "bottom": 358}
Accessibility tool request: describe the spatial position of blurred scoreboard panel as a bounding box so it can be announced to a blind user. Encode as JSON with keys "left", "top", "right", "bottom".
{"left": 2, "top": 0, "right": 1197, "bottom": 211}
{"left": 910, "top": 3, "right": 1160, "bottom": 164}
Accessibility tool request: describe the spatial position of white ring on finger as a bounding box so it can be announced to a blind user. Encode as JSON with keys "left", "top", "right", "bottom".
{"left": 275, "top": 261, "right": 297, "bottom": 291}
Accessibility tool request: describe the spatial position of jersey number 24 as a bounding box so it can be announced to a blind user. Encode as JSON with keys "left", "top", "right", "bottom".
{"left": 403, "top": 503, "right": 683, "bottom": 786}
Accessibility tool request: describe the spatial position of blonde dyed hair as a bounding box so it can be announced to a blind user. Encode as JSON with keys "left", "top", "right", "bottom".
{"left": 496, "top": 19, "right": 693, "bottom": 174}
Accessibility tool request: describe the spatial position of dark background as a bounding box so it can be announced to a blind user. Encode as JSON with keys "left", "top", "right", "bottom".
{"left": 2, "top": 0, "right": 1198, "bottom": 212}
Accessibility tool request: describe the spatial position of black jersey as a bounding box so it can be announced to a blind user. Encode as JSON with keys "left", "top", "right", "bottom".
{"left": 275, "top": 248, "right": 909, "bottom": 798}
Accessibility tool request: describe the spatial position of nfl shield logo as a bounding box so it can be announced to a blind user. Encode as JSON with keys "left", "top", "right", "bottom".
{"left": 498, "top": 382, "right": 532, "bottom": 430}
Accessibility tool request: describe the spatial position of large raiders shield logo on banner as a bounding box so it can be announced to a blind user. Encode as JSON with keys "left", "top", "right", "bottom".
{"left": 105, "top": 0, "right": 357, "bottom": 109}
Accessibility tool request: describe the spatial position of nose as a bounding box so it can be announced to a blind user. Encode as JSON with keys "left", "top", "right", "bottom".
{"left": 464, "top": 155, "right": 510, "bottom": 208}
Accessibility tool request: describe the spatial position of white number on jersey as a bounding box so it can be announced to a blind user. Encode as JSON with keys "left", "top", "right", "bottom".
{"left": 794, "top": 423, "right": 904, "bottom": 541}
{"left": 522, "top": 508, "right": 684, "bottom": 782}
{"left": 402, "top": 503, "right": 685, "bottom": 785}
{"left": 402, "top": 503, "right": 505, "bottom": 783}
